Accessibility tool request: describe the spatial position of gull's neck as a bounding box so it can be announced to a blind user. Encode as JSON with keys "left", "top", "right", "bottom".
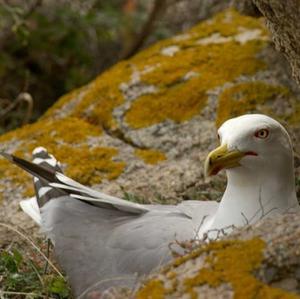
{"left": 210, "top": 163, "right": 299, "bottom": 230}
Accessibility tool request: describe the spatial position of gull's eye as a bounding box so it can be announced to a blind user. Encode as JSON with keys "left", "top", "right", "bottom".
{"left": 254, "top": 129, "right": 269, "bottom": 139}
{"left": 217, "top": 133, "right": 220, "bottom": 141}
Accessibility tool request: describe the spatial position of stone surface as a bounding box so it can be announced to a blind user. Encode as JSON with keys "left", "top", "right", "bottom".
{"left": 133, "top": 212, "right": 300, "bottom": 298}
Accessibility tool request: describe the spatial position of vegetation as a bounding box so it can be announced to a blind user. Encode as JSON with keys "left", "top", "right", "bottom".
{"left": 0, "top": 0, "right": 175, "bottom": 133}
{"left": 0, "top": 224, "right": 71, "bottom": 298}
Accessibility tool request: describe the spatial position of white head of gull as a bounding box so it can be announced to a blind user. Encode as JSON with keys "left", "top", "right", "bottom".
{"left": 204, "top": 114, "right": 299, "bottom": 231}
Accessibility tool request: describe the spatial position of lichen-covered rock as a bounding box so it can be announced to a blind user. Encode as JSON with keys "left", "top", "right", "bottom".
{"left": 133, "top": 212, "right": 300, "bottom": 298}
{"left": 0, "top": 9, "right": 300, "bottom": 236}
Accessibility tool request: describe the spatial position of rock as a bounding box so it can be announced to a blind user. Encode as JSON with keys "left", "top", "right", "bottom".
{"left": 0, "top": 9, "right": 299, "bottom": 244}
{"left": 134, "top": 212, "right": 300, "bottom": 298}
{"left": 251, "top": 0, "right": 300, "bottom": 86}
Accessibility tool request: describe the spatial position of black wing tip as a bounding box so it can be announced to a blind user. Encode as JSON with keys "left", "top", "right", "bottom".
{"left": 0, "top": 151, "right": 14, "bottom": 162}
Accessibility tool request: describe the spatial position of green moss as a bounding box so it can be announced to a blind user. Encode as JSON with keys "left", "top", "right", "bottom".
{"left": 216, "top": 82, "right": 290, "bottom": 127}
{"left": 137, "top": 239, "right": 299, "bottom": 299}
{"left": 135, "top": 149, "right": 166, "bottom": 165}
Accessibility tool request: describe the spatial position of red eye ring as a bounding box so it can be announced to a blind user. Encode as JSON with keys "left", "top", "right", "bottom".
{"left": 254, "top": 129, "right": 269, "bottom": 139}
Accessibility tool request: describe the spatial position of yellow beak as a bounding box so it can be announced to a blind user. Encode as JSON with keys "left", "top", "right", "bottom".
{"left": 204, "top": 144, "right": 248, "bottom": 177}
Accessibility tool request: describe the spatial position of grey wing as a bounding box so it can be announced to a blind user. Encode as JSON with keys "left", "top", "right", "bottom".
{"left": 177, "top": 200, "right": 219, "bottom": 230}
{"left": 41, "top": 197, "right": 196, "bottom": 298}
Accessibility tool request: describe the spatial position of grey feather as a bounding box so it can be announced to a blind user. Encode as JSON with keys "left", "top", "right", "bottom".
{"left": 41, "top": 197, "right": 217, "bottom": 297}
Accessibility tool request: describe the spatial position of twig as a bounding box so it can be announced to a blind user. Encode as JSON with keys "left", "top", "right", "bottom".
{"left": 0, "top": 0, "right": 43, "bottom": 50}
{"left": 0, "top": 92, "right": 34, "bottom": 125}
{"left": 241, "top": 212, "right": 249, "bottom": 225}
{"left": 19, "top": 92, "right": 34, "bottom": 125}
{"left": 193, "top": 215, "right": 208, "bottom": 241}
{"left": 245, "top": 186, "right": 279, "bottom": 225}
{"left": 29, "top": 259, "right": 45, "bottom": 287}
{"left": 23, "top": 0, "right": 43, "bottom": 19}
{"left": 78, "top": 276, "right": 137, "bottom": 299}
{"left": 0, "top": 291, "right": 55, "bottom": 298}
{"left": 43, "top": 238, "right": 51, "bottom": 275}
{"left": 202, "top": 225, "right": 236, "bottom": 241}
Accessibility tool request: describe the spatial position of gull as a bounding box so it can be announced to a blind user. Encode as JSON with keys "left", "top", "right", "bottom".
{"left": 1, "top": 114, "right": 299, "bottom": 298}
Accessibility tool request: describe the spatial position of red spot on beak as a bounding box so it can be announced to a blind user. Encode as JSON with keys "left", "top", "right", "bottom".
{"left": 211, "top": 166, "right": 222, "bottom": 175}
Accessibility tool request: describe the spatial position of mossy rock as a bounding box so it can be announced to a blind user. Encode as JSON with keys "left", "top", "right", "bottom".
{"left": 0, "top": 9, "right": 300, "bottom": 231}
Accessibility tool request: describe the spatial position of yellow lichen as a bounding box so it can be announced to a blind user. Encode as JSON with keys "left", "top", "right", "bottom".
{"left": 184, "top": 239, "right": 298, "bottom": 299}
{"left": 0, "top": 116, "right": 102, "bottom": 145}
{"left": 137, "top": 239, "right": 299, "bottom": 299}
{"left": 42, "top": 9, "right": 269, "bottom": 131}
{"left": 69, "top": 61, "right": 132, "bottom": 131}
{"left": 22, "top": 185, "right": 35, "bottom": 198}
{"left": 136, "top": 280, "right": 165, "bottom": 299}
{"left": 53, "top": 145, "right": 125, "bottom": 185}
{"left": 135, "top": 149, "right": 166, "bottom": 165}
{"left": 216, "top": 82, "right": 290, "bottom": 127}
{"left": 0, "top": 158, "right": 33, "bottom": 194}
{"left": 42, "top": 85, "right": 88, "bottom": 119}
{"left": 125, "top": 10, "right": 268, "bottom": 129}
{"left": 0, "top": 117, "right": 125, "bottom": 187}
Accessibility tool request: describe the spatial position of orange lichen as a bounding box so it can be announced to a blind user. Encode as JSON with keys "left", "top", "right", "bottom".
{"left": 216, "top": 82, "right": 290, "bottom": 127}
{"left": 0, "top": 117, "right": 102, "bottom": 145}
{"left": 184, "top": 239, "right": 298, "bottom": 299}
{"left": 136, "top": 280, "right": 165, "bottom": 299}
{"left": 136, "top": 238, "right": 299, "bottom": 299}
{"left": 135, "top": 149, "right": 167, "bottom": 165}
{"left": 0, "top": 117, "right": 125, "bottom": 186}
{"left": 42, "top": 85, "right": 88, "bottom": 119}
{"left": 53, "top": 145, "right": 126, "bottom": 185}
{"left": 125, "top": 10, "right": 268, "bottom": 128}
{"left": 69, "top": 61, "right": 132, "bottom": 131}
{"left": 42, "top": 9, "right": 269, "bottom": 131}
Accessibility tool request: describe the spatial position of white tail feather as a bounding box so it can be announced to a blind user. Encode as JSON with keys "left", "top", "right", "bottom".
{"left": 19, "top": 197, "right": 41, "bottom": 225}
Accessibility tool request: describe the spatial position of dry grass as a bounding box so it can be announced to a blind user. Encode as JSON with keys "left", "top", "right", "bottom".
{"left": 0, "top": 223, "right": 71, "bottom": 299}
